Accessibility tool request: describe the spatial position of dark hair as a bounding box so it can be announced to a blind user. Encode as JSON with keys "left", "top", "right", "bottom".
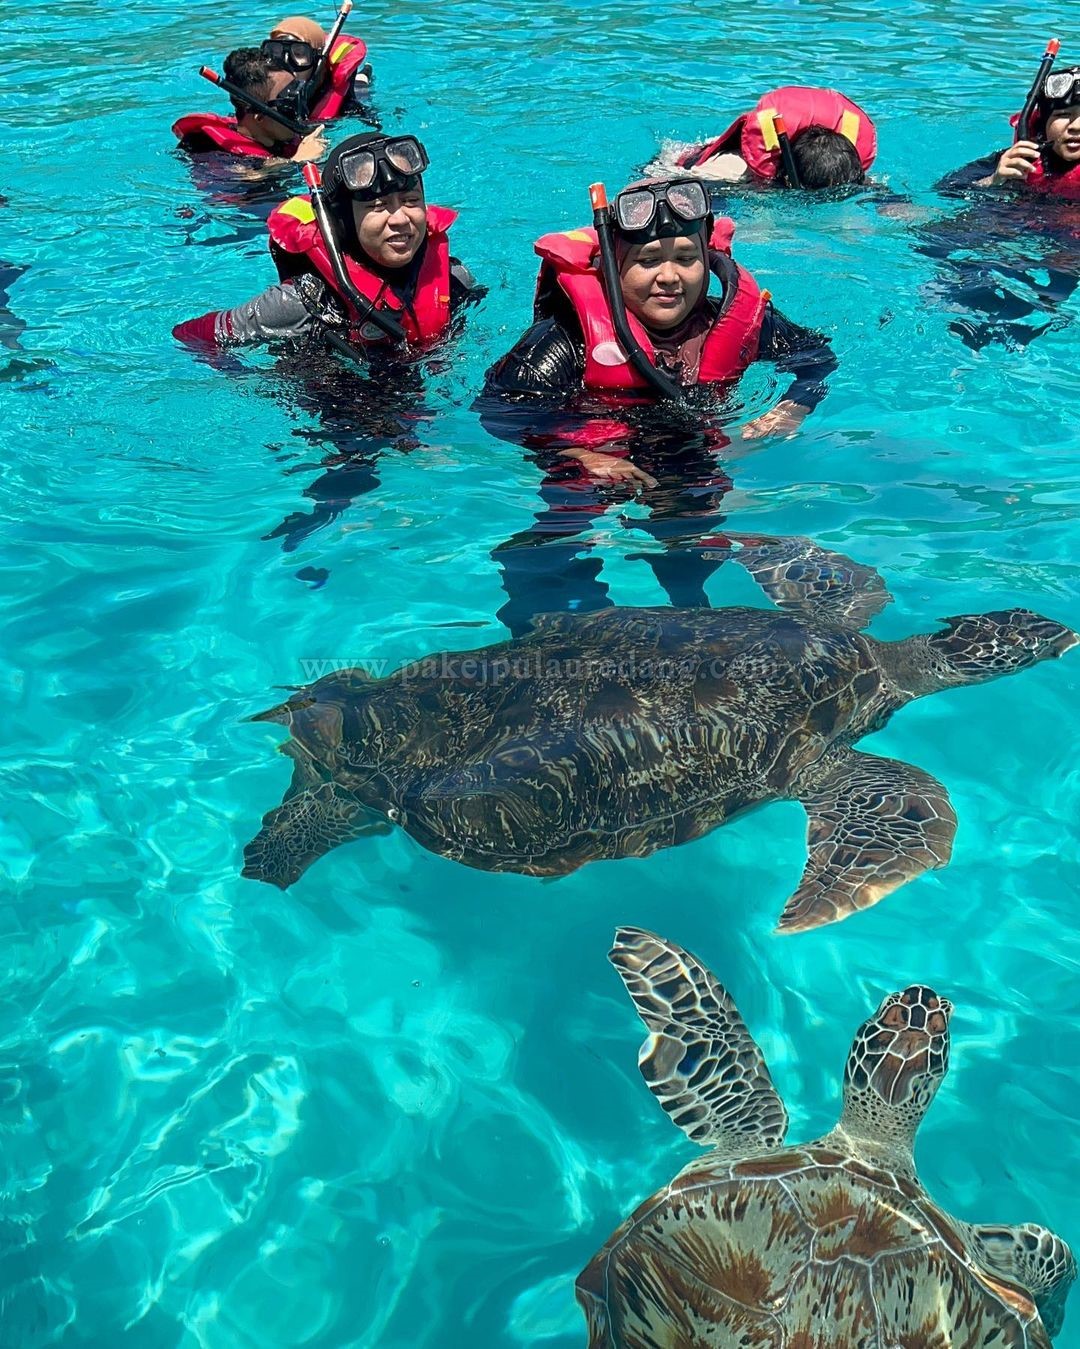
{"left": 790, "top": 125, "right": 866, "bottom": 188}
{"left": 222, "top": 48, "right": 272, "bottom": 117}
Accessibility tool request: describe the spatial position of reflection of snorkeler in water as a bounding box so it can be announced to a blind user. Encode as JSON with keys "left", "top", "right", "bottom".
{"left": 477, "top": 410, "right": 739, "bottom": 637}
{"left": 0, "top": 258, "right": 28, "bottom": 352}
{"left": 918, "top": 59, "right": 1080, "bottom": 350}
{"left": 259, "top": 348, "right": 433, "bottom": 585}
{"left": 477, "top": 177, "right": 834, "bottom": 636}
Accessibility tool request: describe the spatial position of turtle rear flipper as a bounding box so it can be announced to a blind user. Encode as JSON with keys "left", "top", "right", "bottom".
{"left": 779, "top": 748, "right": 957, "bottom": 934}
{"left": 242, "top": 782, "right": 390, "bottom": 889}
{"left": 697, "top": 533, "right": 891, "bottom": 628}
{"left": 609, "top": 928, "right": 788, "bottom": 1154}
{"left": 968, "top": 1223, "right": 1077, "bottom": 1339}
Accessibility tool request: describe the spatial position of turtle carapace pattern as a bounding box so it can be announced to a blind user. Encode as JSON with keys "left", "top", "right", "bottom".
{"left": 577, "top": 927, "right": 1076, "bottom": 1347}
{"left": 243, "top": 534, "right": 1076, "bottom": 932}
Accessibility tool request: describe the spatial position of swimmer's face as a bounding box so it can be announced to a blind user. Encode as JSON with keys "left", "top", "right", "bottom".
{"left": 1045, "top": 105, "right": 1080, "bottom": 162}
{"left": 352, "top": 187, "right": 428, "bottom": 268}
{"left": 618, "top": 234, "right": 707, "bottom": 331}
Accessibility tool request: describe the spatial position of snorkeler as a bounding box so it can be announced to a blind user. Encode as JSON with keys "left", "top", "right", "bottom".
{"left": 921, "top": 48, "right": 1079, "bottom": 351}
{"left": 173, "top": 132, "right": 481, "bottom": 354}
{"left": 478, "top": 177, "right": 836, "bottom": 635}
{"left": 262, "top": 6, "right": 373, "bottom": 122}
{"left": 173, "top": 47, "right": 326, "bottom": 162}
{"left": 665, "top": 86, "right": 877, "bottom": 189}
{"left": 969, "top": 57, "right": 1080, "bottom": 196}
{"left": 483, "top": 176, "right": 834, "bottom": 426}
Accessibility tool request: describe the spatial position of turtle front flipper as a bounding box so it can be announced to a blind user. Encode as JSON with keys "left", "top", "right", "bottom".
{"left": 608, "top": 928, "right": 788, "bottom": 1154}
{"left": 779, "top": 748, "right": 957, "bottom": 933}
{"left": 967, "top": 1223, "right": 1077, "bottom": 1339}
{"left": 696, "top": 532, "right": 891, "bottom": 628}
{"left": 242, "top": 782, "right": 390, "bottom": 889}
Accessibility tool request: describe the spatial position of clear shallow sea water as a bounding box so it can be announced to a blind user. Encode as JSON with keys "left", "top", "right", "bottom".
{"left": 1, "top": 1, "right": 1079, "bottom": 1344}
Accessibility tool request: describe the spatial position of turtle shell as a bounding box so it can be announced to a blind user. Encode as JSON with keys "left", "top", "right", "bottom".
{"left": 263, "top": 607, "right": 893, "bottom": 875}
{"left": 577, "top": 1146, "right": 1049, "bottom": 1348}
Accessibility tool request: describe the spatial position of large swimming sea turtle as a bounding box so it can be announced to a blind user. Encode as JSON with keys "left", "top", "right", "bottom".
{"left": 578, "top": 926, "right": 1076, "bottom": 1346}
{"left": 243, "top": 534, "right": 1075, "bottom": 931}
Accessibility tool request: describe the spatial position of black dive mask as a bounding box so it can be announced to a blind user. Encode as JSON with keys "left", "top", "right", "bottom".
{"left": 1041, "top": 67, "right": 1080, "bottom": 112}
{"left": 328, "top": 135, "right": 429, "bottom": 199}
{"left": 261, "top": 37, "right": 319, "bottom": 74}
{"left": 262, "top": 76, "right": 311, "bottom": 125}
{"left": 613, "top": 178, "right": 710, "bottom": 244}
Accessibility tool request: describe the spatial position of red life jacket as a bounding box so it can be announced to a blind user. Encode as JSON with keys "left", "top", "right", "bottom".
{"left": 1008, "top": 110, "right": 1080, "bottom": 198}
{"left": 532, "top": 218, "right": 767, "bottom": 394}
{"left": 679, "top": 86, "right": 877, "bottom": 182}
{"left": 172, "top": 112, "right": 298, "bottom": 159}
{"left": 267, "top": 195, "right": 457, "bottom": 346}
{"left": 307, "top": 33, "right": 369, "bottom": 120}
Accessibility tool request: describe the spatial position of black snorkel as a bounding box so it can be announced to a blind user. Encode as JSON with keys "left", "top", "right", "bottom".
{"left": 307, "top": 0, "right": 354, "bottom": 100}
{"left": 302, "top": 162, "right": 407, "bottom": 344}
{"left": 1017, "top": 37, "right": 1060, "bottom": 142}
{"left": 773, "top": 114, "right": 803, "bottom": 188}
{"left": 199, "top": 65, "right": 310, "bottom": 137}
{"left": 589, "top": 182, "right": 684, "bottom": 403}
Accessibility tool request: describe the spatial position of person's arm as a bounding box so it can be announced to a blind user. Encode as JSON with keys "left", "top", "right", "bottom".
{"left": 975, "top": 142, "right": 1041, "bottom": 188}
{"left": 934, "top": 153, "right": 1006, "bottom": 196}
{"left": 482, "top": 317, "right": 583, "bottom": 396}
{"left": 449, "top": 258, "right": 487, "bottom": 310}
{"left": 172, "top": 278, "right": 317, "bottom": 348}
{"left": 742, "top": 306, "right": 837, "bottom": 439}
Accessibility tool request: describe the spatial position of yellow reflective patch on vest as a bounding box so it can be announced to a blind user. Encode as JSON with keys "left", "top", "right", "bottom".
{"left": 840, "top": 110, "right": 860, "bottom": 145}
{"left": 563, "top": 229, "right": 593, "bottom": 241}
{"left": 329, "top": 40, "right": 349, "bottom": 65}
{"left": 757, "top": 109, "right": 780, "bottom": 151}
{"left": 279, "top": 197, "right": 316, "bottom": 223}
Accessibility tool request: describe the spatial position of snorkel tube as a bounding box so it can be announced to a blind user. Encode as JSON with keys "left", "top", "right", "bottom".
{"left": 773, "top": 114, "right": 803, "bottom": 188}
{"left": 302, "top": 162, "right": 407, "bottom": 343}
{"left": 308, "top": 0, "right": 354, "bottom": 98}
{"left": 1017, "top": 37, "right": 1060, "bottom": 141}
{"left": 199, "top": 65, "right": 310, "bottom": 136}
{"left": 588, "top": 182, "right": 684, "bottom": 403}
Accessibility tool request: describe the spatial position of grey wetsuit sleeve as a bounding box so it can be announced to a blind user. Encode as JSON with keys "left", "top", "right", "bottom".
{"left": 213, "top": 281, "right": 316, "bottom": 345}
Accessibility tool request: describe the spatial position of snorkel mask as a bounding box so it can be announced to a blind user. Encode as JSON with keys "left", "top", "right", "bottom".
{"left": 325, "top": 133, "right": 429, "bottom": 201}
{"left": 261, "top": 35, "right": 319, "bottom": 75}
{"left": 1040, "top": 67, "right": 1080, "bottom": 115}
{"left": 611, "top": 177, "right": 712, "bottom": 245}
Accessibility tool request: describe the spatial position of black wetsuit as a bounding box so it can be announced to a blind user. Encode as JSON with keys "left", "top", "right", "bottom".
{"left": 917, "top": 152, "right": 1080, "bottom": 350}
{"left": 477, "top": 285, "right": 836, "bottom": 637}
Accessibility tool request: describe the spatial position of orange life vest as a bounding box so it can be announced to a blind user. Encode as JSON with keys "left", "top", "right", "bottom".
{"left": 679, "top": 86, "right": 877, "bottom": 182}
{"left": 267, "top": 195, "right": 457, "bottom": 346}
{"left": 1008, "top": 110, "right": 1080, "bottom": 198}
{"left": 172, "top": 112, "right": 297, "bottom": 159}
{"left": 532, "top": 218, "right": 767, "bottom": 393}
{"left": 308, "top": 33, "right": 369, "bottom": 120}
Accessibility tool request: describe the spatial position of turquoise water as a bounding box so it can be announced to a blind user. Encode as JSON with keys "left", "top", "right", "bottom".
{"left": 2, "top": 0, "right": 1079, "bottom": 1343}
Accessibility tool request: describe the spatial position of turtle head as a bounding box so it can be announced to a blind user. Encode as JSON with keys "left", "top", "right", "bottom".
{"left": 921, "top": 610, "right": 1077, "bottom": 689}
{"left": 837, "top": 985, "right": 952, "bottom": 1166}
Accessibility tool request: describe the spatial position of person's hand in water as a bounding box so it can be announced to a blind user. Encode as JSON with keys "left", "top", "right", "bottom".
{"left": 741, "top": 399, "right": 808, "bottom": 440}
{"left": 293, "top": 124, "right": 327, "bottom": 163}
{"left": 984, "top": 141, "right": 1041, "bottom": 186}
{"left": 565, "top": 449, "right": 658, "bottom": 490}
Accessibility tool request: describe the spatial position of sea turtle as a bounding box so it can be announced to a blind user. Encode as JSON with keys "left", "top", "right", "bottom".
{"left": 578, "top": 926, "right": 1076, "bottom": 1347}
{"left": 243, "top": 534, "right": 1076, "bottom": 932}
